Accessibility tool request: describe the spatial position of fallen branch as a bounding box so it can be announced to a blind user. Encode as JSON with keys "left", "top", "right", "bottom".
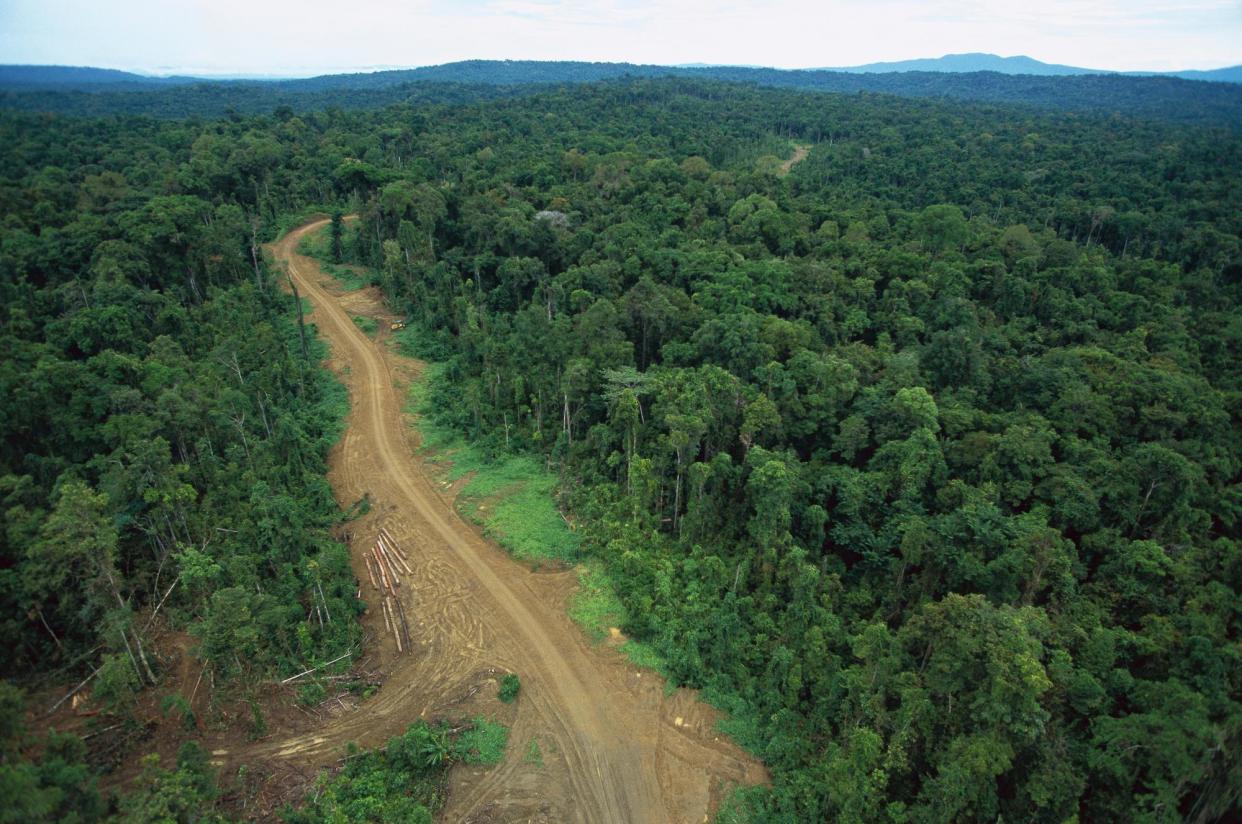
{"left": 82, "top": 722, "right": 125, "bottom": 741}
{"left": 279, "top": 648, "right": 356, "bottom": 685}
{"left": 46, "top": 666, "right": 101, "bottom": 715}
{"left": 393, "top": 596, "right": 412, "bottom": 649}
{"left": 142, "top": 578, "right": 179, "bottom": 633}
{"left": 371, "top": 547, "right": 391, "bottom": 593}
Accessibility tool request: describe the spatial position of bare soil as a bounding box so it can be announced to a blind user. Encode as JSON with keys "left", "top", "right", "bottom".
{"left": 185, "top": 220, "right": 766, "bottom": 823}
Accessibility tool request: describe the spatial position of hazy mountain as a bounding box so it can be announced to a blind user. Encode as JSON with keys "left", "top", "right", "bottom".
{"left": 828, "top": 53, "right": 1089, "bottom": 76}
{"left": 1172, "top": 66, "right": 1242, "bottom": 83}
{"left": 0, "top": 65, "right": 200, "bottom": 89}
{"left": 826, "top": 52, "right": 1242, "bottom": 83}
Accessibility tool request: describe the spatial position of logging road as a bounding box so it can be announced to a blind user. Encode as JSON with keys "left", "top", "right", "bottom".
{"left": 212, "top": 218, "right": 766, "bottom": 823}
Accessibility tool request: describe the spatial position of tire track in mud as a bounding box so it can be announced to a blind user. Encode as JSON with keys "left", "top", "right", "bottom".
{"left": 220, "top": 219, "right": 767, "bottom": 823}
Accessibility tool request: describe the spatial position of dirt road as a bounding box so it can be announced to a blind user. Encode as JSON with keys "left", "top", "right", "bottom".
{"left": 217, "top": 219, "right": 765, "bottom": 822}
{"left": 779, "top": 144, "right": 810, "bottom": 176}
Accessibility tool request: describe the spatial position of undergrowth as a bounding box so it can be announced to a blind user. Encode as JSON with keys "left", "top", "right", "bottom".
{"left": 351, "top": 315, "right": 378, "bottom": 336}
{"left": 284, "top": 718, "right": 508, "bottom": 823}
{"left": 455, "top": 716, "right": 509, "bottom": 766}
{"left": 406, "top": 364, "right": 580, "bottom": 565}
{"left": 297, "top": 225, "right": 373, "bottom": 291}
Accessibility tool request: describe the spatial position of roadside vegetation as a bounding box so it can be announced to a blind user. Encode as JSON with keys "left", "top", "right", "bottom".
{"left": 406, "top": 364, "right": 581, "bottom": 566}
{"left": 297, "top": 220, "right": 374, "bottom": 292}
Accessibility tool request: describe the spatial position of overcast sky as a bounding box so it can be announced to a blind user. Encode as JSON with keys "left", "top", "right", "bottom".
{"left": 1, "top": 0, "right": 1239, "bottom": 76}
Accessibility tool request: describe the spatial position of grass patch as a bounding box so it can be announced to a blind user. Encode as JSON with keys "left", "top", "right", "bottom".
{"left": 715, "top": 785, "right": 767, "bottom": 824}
{"left": 524, "top": 738, "right": 543, "bottom": 767}
{"left": 567, "top": 562, "right": 669, "bottom": 675}
{"left": 454, "top": 716, "right": 508, "bottom": 766}
{"left": 619, "top": 639, "right": 667, "bottom": 675}
{"left": 351, "top": 315, "right": 378, "bottom": 336}
{"left": 406, "top": 365, "right": 580, "bottom": 565}
{"left": 567, "top": 562, "right": 626, "bottom": 642}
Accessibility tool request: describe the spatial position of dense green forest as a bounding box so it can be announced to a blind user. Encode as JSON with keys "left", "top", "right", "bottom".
{"left": 0, "top": 92, "right": 362, "bottom": 817}
{"left": 1, "top": 78, "right": 1239, "bottom": 821}
{"left": 4, "top": 61, "right": 1242, "bottom": 125}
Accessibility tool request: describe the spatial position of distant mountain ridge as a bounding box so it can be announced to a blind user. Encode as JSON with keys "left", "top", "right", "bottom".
{"left": 3, "top": 54, "right": 1240, "bottom": 91}
{"left": 825, "top": 53, "right": 1242, "bottom": 83}
{"left": 0, "top": 65, "right": 201, "bottom": 89}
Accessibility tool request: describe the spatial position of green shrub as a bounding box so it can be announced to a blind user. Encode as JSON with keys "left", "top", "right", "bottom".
{"left": 498, "top": 673, "right": 521, "bottom": 703}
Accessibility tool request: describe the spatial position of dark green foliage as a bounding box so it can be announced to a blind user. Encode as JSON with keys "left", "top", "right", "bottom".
{"left": 0, "top": 681, "right": 105, "bottom": 824}
{"left": 329, "top": 212, "right": 344, "bottom": 264}
{"left": 498, "top": 673, "right": 520, "bottom": 703}
{"left": 112, "top": 743, "right": 224, "bottom": 824}
{"left": 0, "top": 107, "right": 361, "bottom": 688}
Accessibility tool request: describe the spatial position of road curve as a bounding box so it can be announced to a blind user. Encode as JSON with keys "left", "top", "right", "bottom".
{"left": 275, "top": 219, "right": 664, "bottom": 823}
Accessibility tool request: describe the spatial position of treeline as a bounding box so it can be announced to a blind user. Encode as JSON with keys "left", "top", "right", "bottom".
{"left": 332, "top": 82, "right": 1240, "bottom": 820}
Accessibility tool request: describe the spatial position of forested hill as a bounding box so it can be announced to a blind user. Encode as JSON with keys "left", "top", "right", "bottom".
{"left": 3, "top": 60, "right": 1242, "bottom": 125}
{"left": 0, "top": 65, "right": 199, "bottom": 89}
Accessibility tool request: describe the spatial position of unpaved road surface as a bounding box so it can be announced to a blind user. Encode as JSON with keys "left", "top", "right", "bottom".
{"left": 779, "top": 144, "right": 810, "bottom": 175}
{"left": 209, "top": 219, "right": 765, "bottom": 822}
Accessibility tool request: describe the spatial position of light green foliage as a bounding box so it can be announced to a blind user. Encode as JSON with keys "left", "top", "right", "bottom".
{"left": 566, "top": 563, "right": 669, "bottom": 674}
{"left": 567, "top": 563, "right": 627, "bottom": 642}
{"left": 408, "top": 367, "right": 581, "bottom": 564}
{"left": 160, "top": 693, "right": 197, "bottom": 731}
{"left": 351, "top": 315, "right": 378, "bottom": 336}
{"left": 455, "top": 716, "right": 509, "bottom": 766}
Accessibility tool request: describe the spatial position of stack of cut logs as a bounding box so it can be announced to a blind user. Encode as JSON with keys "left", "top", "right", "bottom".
{"left": 364, "top": 527, "right": 413, "bottom": 653}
